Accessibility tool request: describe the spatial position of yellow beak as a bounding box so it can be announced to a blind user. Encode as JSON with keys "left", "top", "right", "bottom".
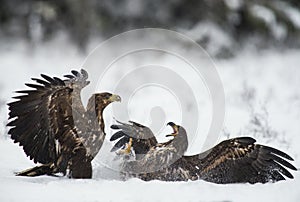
{"left": 109, "top": 94, "right": 122, "bottom": 102}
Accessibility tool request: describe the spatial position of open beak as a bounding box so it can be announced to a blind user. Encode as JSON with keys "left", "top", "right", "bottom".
{"left": 109, "top": 94, "right": 122, "bottom": 102}
{"left": 166, "top": 122, "right": 179, "bottom": 137}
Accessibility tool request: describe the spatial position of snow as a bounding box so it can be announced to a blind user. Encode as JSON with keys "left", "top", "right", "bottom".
{"left": 0, "top": 36, "right": 300, "bottom": 201}
{"left": 224, "top": 0, "right": 243, "bottom": 10}
{"left": 250, "top": 5, "right": 287, "bottom": 40}
{"left": 183, "top": 22, "right": 233, "bottom": 56}
{"left": 0, "top": 138, "right": 299, "bottom": 202}
{"left": 277, "top": 1, "right": 300, "bottom": 29}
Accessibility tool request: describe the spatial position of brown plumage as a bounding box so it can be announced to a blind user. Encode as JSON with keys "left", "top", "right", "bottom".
{"left": 7, "top": 69, "right": 121, "bottom": 178}
{"left": 110, "top": 121, "right": 189, "bottom": 180}
{"left": 110, "top": 121, "right": 297, "bottom": 183}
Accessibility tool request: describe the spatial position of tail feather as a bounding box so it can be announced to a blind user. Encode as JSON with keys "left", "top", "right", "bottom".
{"left": 16, "top": 164, "right": 56, "bottom": 177}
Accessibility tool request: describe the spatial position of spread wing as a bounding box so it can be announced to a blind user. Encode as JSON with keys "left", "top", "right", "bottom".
{"left": 7, "top": 69, "right": 89, "bottom": 165}
{"left": 110, "top": 121, "right": 158, "bottom": 159}
{"left": 184, "top": 137, "right": 297, "bottom": 183}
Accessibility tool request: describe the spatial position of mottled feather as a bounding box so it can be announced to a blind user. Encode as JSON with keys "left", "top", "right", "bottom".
{"left": 7, "top": 69, "right": 120, "bottom": 178}
{"left": 110, "top": 121, "right": 297, "bottom": 183}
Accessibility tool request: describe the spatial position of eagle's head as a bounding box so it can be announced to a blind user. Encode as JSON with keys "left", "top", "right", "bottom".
{"left": 95, "top": 92, "right": 121, "bottom": 105}
{"left": 87, "top": 92, "right": 121, "bottom": 113}
{"left": 166, "top": 122, "right": 188, "bottom": 155}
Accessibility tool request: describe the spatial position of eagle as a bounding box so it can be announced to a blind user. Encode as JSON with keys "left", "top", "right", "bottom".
{"left": 7, "top": 69, "right": 121, "bottom": 178}
{"left": 110, "top": 121, "right": 297, "bottom": 184}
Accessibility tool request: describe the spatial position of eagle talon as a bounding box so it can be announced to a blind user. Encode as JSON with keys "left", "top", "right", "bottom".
{"left": 117, "top": 138, "right": 133, "bottom": 155}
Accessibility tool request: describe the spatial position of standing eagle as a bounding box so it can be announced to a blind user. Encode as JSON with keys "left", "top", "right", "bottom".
{"left": 110, "top": 121, "right": 297, "bottom": 184}
{"left": 7, "top": 69, "right": 121, "bottom": 178}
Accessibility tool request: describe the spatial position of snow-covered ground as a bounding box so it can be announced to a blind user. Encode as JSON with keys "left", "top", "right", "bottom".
{"left": 0, "top": 36, "right": 299, "bottom": 202}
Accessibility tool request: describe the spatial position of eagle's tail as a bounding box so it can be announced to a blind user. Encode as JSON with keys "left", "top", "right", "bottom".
{"left": 16, "top": 163, "right": 56, "bottom": 177}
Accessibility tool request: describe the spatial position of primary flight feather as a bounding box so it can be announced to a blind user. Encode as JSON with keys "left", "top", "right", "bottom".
{"left": 7, "top": 69, "right": 121, "bottom": 178}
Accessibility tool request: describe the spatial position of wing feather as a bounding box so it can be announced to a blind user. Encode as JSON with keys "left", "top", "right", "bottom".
{"left": 110, "top": 121, "right": 158, "bottom": 157}
{"left": 31, "top": 78, "right": 51, "bottom": 86}
{"left": 110, "top": 131, "right": 126, "bottom": 141}
{"left": 7, "top": 69, "right": 89, "bottom": 165}
{"left": 110, "top": 136, "right": 130, "bottom": 152}
{"left": 186, "top": 137, "right": 296, "bottom": 183}
{"left": 260, "top": 145, "right": 294, "bottom": 160}
{"left": 266, "top": 153, "right": 297, "bottom": 170}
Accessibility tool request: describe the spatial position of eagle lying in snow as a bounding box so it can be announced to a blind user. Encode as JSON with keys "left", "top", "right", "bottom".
{"left": 110, "top": 121, "right": 297, "bottom": 184}
{"left": 7, "top": 69, "right": 121, "bottom": 178}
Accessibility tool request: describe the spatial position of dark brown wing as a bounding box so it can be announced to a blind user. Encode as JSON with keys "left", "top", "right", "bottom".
{"left": 110, "top": 121, "right": 158, "bottom": 159}
{"left": 7, "top": 69, "right": 89, "bottom": 165}
{"left": 183, "top": 137, "right": 297, "bottom": 184}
